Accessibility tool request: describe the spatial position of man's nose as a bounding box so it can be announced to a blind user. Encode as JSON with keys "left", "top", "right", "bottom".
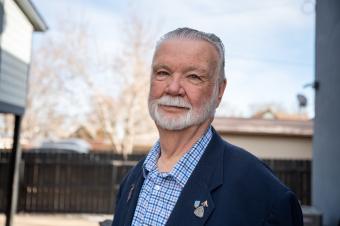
{"left": 165, "top": 75, "right": 185, "bottom": 96}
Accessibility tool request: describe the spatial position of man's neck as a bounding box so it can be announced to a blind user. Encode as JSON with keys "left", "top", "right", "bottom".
{"left": 156, "top": 119, "right": 212, "bottom": 172}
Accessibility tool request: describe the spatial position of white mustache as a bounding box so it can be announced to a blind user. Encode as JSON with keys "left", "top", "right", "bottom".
{"left": 156, "top": 96, "right": 192, "bottom": 109}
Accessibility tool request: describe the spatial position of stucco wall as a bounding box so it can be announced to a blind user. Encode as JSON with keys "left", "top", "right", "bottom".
{"left": 221, "top": 134, "right": 312, "bottom": 160}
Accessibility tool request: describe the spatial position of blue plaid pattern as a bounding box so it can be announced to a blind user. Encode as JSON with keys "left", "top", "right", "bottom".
{"left": 131, "top": 127, "right": 213, "bottom": 226}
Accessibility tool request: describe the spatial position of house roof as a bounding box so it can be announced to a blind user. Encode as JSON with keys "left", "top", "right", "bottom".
{"left": 252, "top": 108, "right": 309, "bottom": 121}
{"left": 14, "top": 0, "right": 48, "bottom": 31}
{"left": 212, "top": 117, "right": 313, "bottom": 137}
{"left": 64, "top": 117, "right": 313, "bottom": 152}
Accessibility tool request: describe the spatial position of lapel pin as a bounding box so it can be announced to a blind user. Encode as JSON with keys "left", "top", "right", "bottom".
{"left": 194, "top": 205, "right": 204, "bottom": 218}
{"left": 202, "top": 200, "right": 208, "bottom": 207}
{"left": 127, "top": 184, "right": 135, "bottom": 202}
{"left": 193, "top": 200, "right": 208, "bottom": 218}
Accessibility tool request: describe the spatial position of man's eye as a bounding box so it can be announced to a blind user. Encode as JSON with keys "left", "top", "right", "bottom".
{"left": 188, "top": 74, "right": 201, "bottom": 81}
{"left": 156, "top": 71, "right": 170, "bottom": 76}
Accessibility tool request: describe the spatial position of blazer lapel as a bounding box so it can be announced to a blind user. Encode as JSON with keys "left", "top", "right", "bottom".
{"left": 122, "top": 165, "right": 145, "bottom": 226}
{"left": 166, "top": 128, "right": 225, "bottom": 226}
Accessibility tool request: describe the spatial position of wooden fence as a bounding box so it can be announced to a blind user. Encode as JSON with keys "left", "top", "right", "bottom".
{"left": 0, "top": 151, "right": 139, "bottom": 214}
{"left": 264, "top": 159, "right": 311, "bottom": 205}
{"left": 0, "top": 150, "right": 310, "bottom": 214}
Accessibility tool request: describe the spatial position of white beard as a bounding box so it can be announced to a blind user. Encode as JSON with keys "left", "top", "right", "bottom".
{"left": 148, "top": 85, "right": 219, "bottom": 130}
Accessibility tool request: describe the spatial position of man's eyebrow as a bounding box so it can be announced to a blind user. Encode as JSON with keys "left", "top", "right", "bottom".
{"left": 152, "top": 64, "right": 171, "bottom": 71}
{"left": 184, "top": 66, "right": 208, "bottom": 74}
{"left": 152, "top": 64, "right": 209, "bottom": 74}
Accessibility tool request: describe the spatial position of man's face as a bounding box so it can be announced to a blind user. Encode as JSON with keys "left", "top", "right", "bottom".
{"left": 148, "top": 38, "right": 225, "bottom": 130}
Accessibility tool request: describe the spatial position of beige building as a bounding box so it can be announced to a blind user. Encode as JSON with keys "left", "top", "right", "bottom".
{"left": 131, "top": 116, "right": 313, "bottom": 160}
{"left": 212, "top": 117, "right": 313, "bottom": 160}
{"left": 68, "top": 113, "right": 313, "bottom": 160}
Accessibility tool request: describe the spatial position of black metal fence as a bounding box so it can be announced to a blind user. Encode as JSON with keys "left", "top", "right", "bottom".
{"left": 0, "top": 150, "right": 311, "bottom": 214}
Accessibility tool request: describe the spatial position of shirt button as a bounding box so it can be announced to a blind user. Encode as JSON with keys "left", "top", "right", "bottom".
{"left": 154, "top": 185, "right": 161, "bottom": 191}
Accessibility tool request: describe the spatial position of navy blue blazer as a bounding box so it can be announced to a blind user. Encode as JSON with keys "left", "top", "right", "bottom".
{"left": 112, "top": 128, "right": 303, "bottom": 226}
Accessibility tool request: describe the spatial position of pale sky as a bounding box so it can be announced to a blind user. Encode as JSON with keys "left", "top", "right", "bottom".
{"left": 32, "top": 0, "right": 316, "bottom": 118}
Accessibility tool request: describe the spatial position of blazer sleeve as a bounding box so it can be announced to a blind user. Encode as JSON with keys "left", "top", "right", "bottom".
{"left": 264, "top": 190, "right": 304, "bottom": 226}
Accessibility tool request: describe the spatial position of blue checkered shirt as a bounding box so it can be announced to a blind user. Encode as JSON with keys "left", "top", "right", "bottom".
{"left": 131, "top": 127, "right": 213, "bottom": 226}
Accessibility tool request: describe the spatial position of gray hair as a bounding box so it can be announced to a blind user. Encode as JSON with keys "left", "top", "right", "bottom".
{"left": 155, "top": 27, "right": 226, "bottom": 81}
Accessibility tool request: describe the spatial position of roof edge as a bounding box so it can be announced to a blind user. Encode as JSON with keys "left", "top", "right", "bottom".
{"left": 217, "top": 130, "right": 313, "bottom": 138}
{"left": 212, "top": 117, "right": 313, "bottom": 137}
{"left": 14, "top": 0, "right": 48, "bottom": 32}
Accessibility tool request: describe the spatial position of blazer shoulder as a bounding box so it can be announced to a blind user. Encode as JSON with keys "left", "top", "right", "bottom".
{"left": 221, "top": 139, "right": 290, "bottom": 194}
{"left": 264, "top": 190, "right": 303, "bottom": 226}
{"left": 220, "top": 140, "right": 303, "bottom": 222}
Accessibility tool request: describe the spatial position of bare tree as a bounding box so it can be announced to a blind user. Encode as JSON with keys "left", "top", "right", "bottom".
{"left": 0, "top": 114, "right": 13, "bottom": 135}
{"left": 22, "top": 20, "right": 101, "bottom": 145}
{"left": 23, "top": 16, "right": 157, "bottom": 157}
{"left": 91, "top": 15, "right": 157, "bottom": 158}
{"left": 0, "top": 114, "right": 14, "bottom": 149}
{"left": 90, "top": 92, "right": 122, "bottom": 152}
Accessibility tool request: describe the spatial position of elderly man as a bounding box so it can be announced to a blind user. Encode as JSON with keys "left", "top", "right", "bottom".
{"left": 112, "top": 28, "right": 303, "bottom": 226}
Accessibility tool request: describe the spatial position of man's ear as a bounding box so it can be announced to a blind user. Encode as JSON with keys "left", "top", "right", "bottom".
{"left": 216, "top": 79, "right": 227, "bottom": 108}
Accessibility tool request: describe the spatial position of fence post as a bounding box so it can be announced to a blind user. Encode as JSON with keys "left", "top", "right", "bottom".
{"left": 5, "top": 115, "right": 23, "bottom": 226}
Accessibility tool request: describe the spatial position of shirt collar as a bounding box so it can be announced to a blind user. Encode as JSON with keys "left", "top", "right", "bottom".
{"left": 142, "top": 126, "right": 213, "bottom": 188}
{"left": 142, "top": 141, "right": 160, "bottom": 178}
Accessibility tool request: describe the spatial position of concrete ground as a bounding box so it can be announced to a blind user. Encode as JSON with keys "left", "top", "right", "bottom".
{"left": 0, "top": 214, "right": 112, "bottom": 226}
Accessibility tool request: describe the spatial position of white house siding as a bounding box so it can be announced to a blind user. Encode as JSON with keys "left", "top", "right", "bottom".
{"left": 0, "top": 0, "right": 33, "bottom": 108}
{"left": 1, "top": 0, "right": 33, "bottom": 63}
